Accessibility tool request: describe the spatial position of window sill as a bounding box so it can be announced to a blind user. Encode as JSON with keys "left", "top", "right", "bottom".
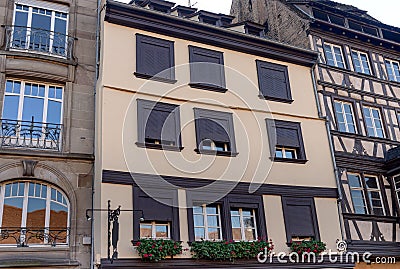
{"left": 258, "top": 95, "right": 294, "bottom": 104}
{"left": 189, "top": 83, "right": 228, "bottom": 93}
{"left": 136, "top": 142, "right": 183, "bottom": 152}
{"left": 270, "top": 157, "right": 308, "bottom": 164}
{"left": 195, "top": 148, "right": 239, "bottom": 157}
{"left": 134, "top": 72, "right": 177, "bottom": 84}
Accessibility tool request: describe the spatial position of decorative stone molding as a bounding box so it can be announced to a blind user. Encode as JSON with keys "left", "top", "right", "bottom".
{"left": 22, "top": 160, "right": 38, "bottom": 177}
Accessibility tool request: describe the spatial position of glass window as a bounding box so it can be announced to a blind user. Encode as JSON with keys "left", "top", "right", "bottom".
{"left": 393, "top": 175, "right": 400, "bottom": 209}
{"left": 385, "top": 60, "right": 400, "bottom": 82}
{"left": 12, "top": 4, "right": 68, "bottom": 56}
{"left": 363, "top": 107, "right": 384, "bottom": 138}
{"left": 351, "top": 50, "right": 371, "bottom": 75}
{"left": 140, "top": 222, "right": 170, "bottom": 239}
{"left": 275, "top": 147, "right": 297, "bottom": 159}
{"left": 364, "top": 176, "right": 385, "bottom": 216}
{"left": 0, "top": 181, "right": 69, "bottom": 245}
{"left": 324, "top": 43, "right": 345, "bottom": 68}
{"left": 230, "top": 208, "right": 257, "bottom": 241}
{"left": 334, "top": 101, "right": 356, "bottom": 133}
{"left": 348, "top": 174, "right": 368, "bottom": 214}
{"left": 193, "top": 204, "right": 222, "bottom": 241}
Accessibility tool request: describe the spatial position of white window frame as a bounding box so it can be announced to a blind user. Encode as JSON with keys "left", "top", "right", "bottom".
{"left": 0, "top": 180, "right": 70, "bottom": 246}
{"left": 385, "top": 59, "right": 400, "bottom": 82}
{"left": 200, "top": 139, "right": 230, "bottom": 152}
{"left": 334, "top": 101, "right": 357, "bottom": 133}
{"left": 230, "top": 208, "right": 258, "bottom": 242}
{"left": 324, "top": 43, "right": 345, "bottom": 68}
{"left": 275, "top": 146, "right": 297, "bottom": 159}
{"left": 363, "top": 106, "right": 384, "bottom": 138}
{"left": 351, "top": 50, "right": 372, "bottom": 75}
{"left": 12, "top": 2, "right": 69, "bottom": 57}
{"left": 364, "top": 175, "right": 385, "bottom": 216}
{"left": 348, "top": 173, "right": 369, "bottom": 215}
{"left": 193, "top": 204, "right": 222, "bottom": 241}
{"left": 140, "top": 221, "right": 170, "bottom": 239}
{"left": 393, "top": 175, "right": 400, "bottom": 208}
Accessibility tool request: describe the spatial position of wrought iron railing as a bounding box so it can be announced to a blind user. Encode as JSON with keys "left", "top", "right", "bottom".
{"left": 0, "top": 227, "right": 70, "bottom": 247}
{"left": 0, "top": 119, "right": 62, "bottom": 151}
{"left": 4, "top": 26, "right": 74, "bottom": 59}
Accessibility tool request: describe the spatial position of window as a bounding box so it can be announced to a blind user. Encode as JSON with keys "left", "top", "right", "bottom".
{"left": 256, "top": 60, "right": 292, "bottom": 103}
{"left": 334, "top": 101, "right": 356, "bottom": 133}
{"left": 282, "top": 197, "right": 319, "bottom": 243}
{"left": 135, "top": 34, "right": 175, "bottom": 82}
{"left": 133, "top": 188, "right": 179, "bottom": 241}
{"left": 385, "top": 59, "right": 400, "bottom": 82}
{"left": 2, "top": 79, "right": 63, "bottom": 149}
{"left": 267, "top": 120, "right": 307, "bottom": 163}
{"left": 189, "top": 46, "right": 226, "bottom": 92}
{"left": 393, "top": 175, "right": 400, "bottom": 208}
{"left": 230, "top": 208, "right": 257, "bottom": 241}
{"left": 140, "top": 222, "right": 170, "bottom": 239}
{"left": 193, "top": 204, "right": 222, "bottom": 241}
{"left": 348, "top": 173, "right": 385, "bottom": 216}
{"left": 136, "top": 99, "right": 181, "bottom": 150}
{"left": 0, "top": 180, "right": 69, "bottom": 246}
{"left": 363, "top": 106, "right": 384, "bottom": 138}
{"left": 12, "top": 3, "right": 68, "bottom": 57}
{"left": 312, "top": 9, "right": 345, "bottom": 26}
{"left": 348, "top": 20, "right": 379, "bottom": 37}
{"left": 323, "top": 43, "right": 345, "bottom": 68}
{"left": 351, "top": 50, "right": 372, "bottom": 75}
{"left": 194, "top": 108, "right": 237, "bottom": 156}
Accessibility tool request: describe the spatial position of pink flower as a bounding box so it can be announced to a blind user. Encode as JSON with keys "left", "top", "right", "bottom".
{"left": 143, "top": 254, "right": 148, "bottom": 258}
{"left": 149, "top": 254, "right": 153, "bottom": 257}
{"left": 136, "top": 242, "right": 141, "bottom": 247}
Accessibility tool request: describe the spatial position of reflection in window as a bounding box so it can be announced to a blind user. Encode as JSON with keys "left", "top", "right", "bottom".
{"left": 230, "top": 208, "right": 257, "bottom": 241}
{"left": 324, "top": 43, "right": 345, "bottom": 68}
{"left": 0, "top": 181, "right": 69, "bottom": 245}
{"left": 193, "top": 204, "right": 222, "bottom": 241}
{"left": 385, "top": 60, "right": 400, "bottom": 82}
{"left": 348, "top": 174, "right": 368, "bottom": 214}
{"left": 363, "top": 107, "right": 384, "bottom": 138}
{"left": 334, "top": 101, "right": 356, "bottom": 133}
{"left": 140, "top": 222, "right": 170, "bottom": 239}
{"left": 351, "top": 50, "right": 371, "bottom": 75}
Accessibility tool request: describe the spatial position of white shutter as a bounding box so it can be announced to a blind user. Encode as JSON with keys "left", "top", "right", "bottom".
{"left": 15, "top": 0, "right": 69, "bottom": 13}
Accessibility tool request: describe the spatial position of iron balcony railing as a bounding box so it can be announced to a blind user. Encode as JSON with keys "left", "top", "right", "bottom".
{"left": 0, "top": 119, "right": 63, "bottom": 151}
{"left": 0, "top": 227, "right": 70, "bottom": 247}
{"left": 4, "top": 25, "right": 74, "bottom": 59}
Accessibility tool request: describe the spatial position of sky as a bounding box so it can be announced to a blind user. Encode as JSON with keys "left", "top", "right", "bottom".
{"left": 122, "top": 0, "right": 399, "bottom": 27}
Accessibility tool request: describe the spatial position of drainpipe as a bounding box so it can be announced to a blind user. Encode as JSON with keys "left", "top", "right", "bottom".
{"left": 310, "top": 59, "right": 345, "bottom": 241}
{"left": 90, "top": 0, "right": 103, "bottom": 268}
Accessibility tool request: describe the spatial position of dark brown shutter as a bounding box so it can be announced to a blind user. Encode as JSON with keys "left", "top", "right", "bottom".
{"left": 145, "top": 107, "right": 176, "bottom": 142}
{"left": 137, "top": 190, "right": 174, "bottom": 221}
{"left": 284, "top": 198, "right": 317, "bottom": 238}
{"left": 136, "top": 34, "right": 174, "bottom": 79}
{"left": 257, "top": 61, "right": 291, "bottom": 101}
{"left": 189, "top": 46, "right": 225, "bottom": 88}
{"left": 196, "top": 118, "right": 230, "bottom": 143}
{"left": 276, "top": 126, "right": 300, "bottom": 148}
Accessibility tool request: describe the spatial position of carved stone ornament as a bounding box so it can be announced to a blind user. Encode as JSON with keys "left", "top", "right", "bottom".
{"left": 22, "top": 160, "right": 38, "bottom": 177}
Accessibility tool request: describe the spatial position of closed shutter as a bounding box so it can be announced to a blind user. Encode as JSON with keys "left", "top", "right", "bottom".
{"left": 257, "top": 60, "right": 291, "bottom": 101}
{"left": 189, "top": 46, "right": 225, "bottom": 88}
{"left": 136, "top": 35, "right": 174, "bottom": 79}
{"left": 137, "top": 190, "right": 174, "bottom": 222}
{"left": 276, "top": 126, "right": 300, "bottom": 148}
{"left": 15, "top": 0, "right": 69, "bottom": 12}
{"left": 283, "top": 198, "right": 317, "bottom": 239}
{"left": 145, "top": 107, "right": 176, "bottom": 143}
{"left": 196, "top": 118, "right": 230, "bottom": 143}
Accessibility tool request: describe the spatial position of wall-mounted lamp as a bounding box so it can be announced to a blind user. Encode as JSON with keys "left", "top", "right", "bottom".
{"left": 85, "top": 200, "right": 145, "bottom": 263}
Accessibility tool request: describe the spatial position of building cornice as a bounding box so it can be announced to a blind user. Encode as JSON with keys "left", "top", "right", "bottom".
{"left": 105, "top": 1, "right": 318, "bottom": 67}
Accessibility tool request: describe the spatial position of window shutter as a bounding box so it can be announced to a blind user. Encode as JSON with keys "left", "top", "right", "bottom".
{"left": 136, "top": 35, "right": 174, "bottom": 79}
{"left": 257, "top": 61, "right": 291, "bottom": 101}
{"left": 15, "top": 0, "right": 69, "bottom": 12}
{"left": 137, "top": 190, "right": 174, "bottom": 222}
{"left": 145, "top": 108, "right": 176, "bottom": 143}
{"left": 283, "top": 198, "right": 317, "bottom": 239}
{"left": 196, "top": 118, "right": 230, "bottom": 143}
{"left": 189, "top": 46, "right": 225, "bottom": 88}
{"left": 276, "top": 126, "right": 300, "bottom": 148}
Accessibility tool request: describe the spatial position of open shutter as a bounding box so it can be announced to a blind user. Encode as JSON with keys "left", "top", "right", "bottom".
{"left": 136, "top": 34, "right": 174, "bottom": 79}
{"left": 189, "top": 46, "right": 225, "bottom": 88}
{"left": 196, "top": 118, "right": 230, "bottom": 143}
{"left": 145, "top": 108, "right": 176, "bottom": 143}
{"left": 257, "top": 60, "right": 291, "bottom": 101}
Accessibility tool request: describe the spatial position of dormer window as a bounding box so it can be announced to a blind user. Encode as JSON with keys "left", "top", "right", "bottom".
{"left": 348, "top": 20, "right": 379, "bottom": 37}
{"left": 312, "top": 9, "right": 345, "bottom": 27}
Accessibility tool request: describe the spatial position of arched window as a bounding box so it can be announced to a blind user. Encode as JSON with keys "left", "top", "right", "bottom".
{"left": 0, "top": 180, "right": 69, "bottom": 246}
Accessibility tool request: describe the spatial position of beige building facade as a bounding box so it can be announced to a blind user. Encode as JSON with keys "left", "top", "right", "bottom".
{"left": 94, "top": 1, "right": 353, "bottom": 268}
{"left": 0, "top": 0, "right": 97, "bottom": 268}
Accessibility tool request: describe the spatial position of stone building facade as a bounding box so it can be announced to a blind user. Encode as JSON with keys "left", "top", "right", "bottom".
{"left": 0, "top": 0, "right": 97, "bottom": 267}
{"left": 232, "top": 0, "right": 400, "bottom": 268}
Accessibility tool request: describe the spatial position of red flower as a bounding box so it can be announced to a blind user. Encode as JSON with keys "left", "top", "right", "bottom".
{"left": 152, "top": 246, "right": 155, "bottom": 249}
{"left": 225, "top": 241, "right": 229, "bottom": 245}
{"left": 143, "top": 254, "right": 148, "bottom": 258}
{"left": 159, "top": 247, "right": 163, "bottom": 250}
{"left": 136, "top": 242, "right": 141, "bottom": 247}
{"left": 313, "top": 249, "right": 318, "bottom": 253}
{"left": 149, "top": 254, "right": 153, "bottom": 257}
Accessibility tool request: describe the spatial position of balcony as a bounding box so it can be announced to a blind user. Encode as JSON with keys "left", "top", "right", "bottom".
{"left": 0, "top": 119, "right": 62, "bottom": 151}
{"left": 0, "top": 227, "right": 69, "bottom": 247}
{"left": 4, "top": 26, "right": 74, "bottom": 59}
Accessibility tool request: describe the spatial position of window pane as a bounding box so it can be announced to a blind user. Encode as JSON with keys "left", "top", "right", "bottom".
{"left": 26, "top": 197, "right": 46, "bottom": 229}
{"left": 365, "top": 177, "right": 378, "bottom": 189}
{"left": 324, "top": 45, "right": 335, "bottom": 66}
{"left": 50, "top": 202, "right": 68, "bottom": 243}
{"left": 348, "top": 174, "right": 362, "bottom": 188}
{"left": 243, "top": 216, "right": 254, "bottom": 228}
{"left": 53, "top": 18, "right": 67, "bottom": 55}
{"left": 22, "top": 97, "right": 44, "bottom": 122}
{"left": 232, "top": 228, "right": 242, "bottom": 241}
{"left": 155, "top": 225, "right": 168, "bottom": 238}
{"left": 244, "top": 228, "right": 256, "bottom": 241}
{"left": 195, "top": 228, "right": 205, "bottom": 240}
{"left": 275, "top": 148, "right": 283, "bottom": 158}
{"left": 193, "top": 206, "right": 203, "bottom": 214}
{"left": 30, "top": 12, "right": 51, "bottom": 52}
{"left": 231, "top": 216, "right": 240, "bottom": 228}
{"left": 285, "top": 150, "right": 295, "bottom": 159}
{"left": 194, "top": 215, "right": 204, "bottom": 227}
{"left": 47, "top": 100, "right": 62, "bottom": 124}
{"left": 140, "top": 224, "right": 152, "bottom": 238}
{"left": 3, "top": 95, "right": 20, "bottom": 120}
{"left": 206, "top": 206, "right": 218, "bottom": 215}
{"left": 207, "top": 215, "right": 219, "bottom": 227}
{"left": 2, "top": 197, "right": 23, "bottom": 227}
{"left": 352, "top": 52, "right": 362, "bottom": 73}
{"left": 208, "top": 228, "right": 220, "bottom": 240}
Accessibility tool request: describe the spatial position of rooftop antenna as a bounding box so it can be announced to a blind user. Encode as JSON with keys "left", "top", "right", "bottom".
{"left": 188, "top": 0, "right": 197, "bottom": 7}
